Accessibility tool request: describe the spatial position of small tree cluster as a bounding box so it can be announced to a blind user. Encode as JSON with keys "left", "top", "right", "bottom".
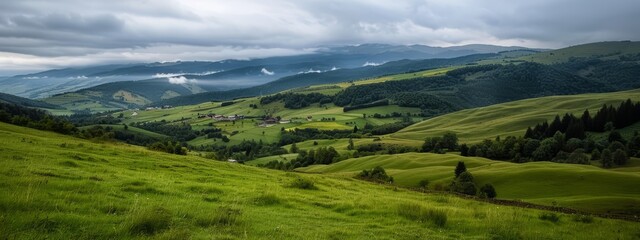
{"left": 422, "top": 132, "right": 459, "bottom": 153}
{"left": 148, "top": 141, "right": 187, "bottom": 155}
{"left": 356, "top": 166, "right": 394, "bottom": 184}
{"left": 450, "top": 162, "right": 496, "bottom": 198}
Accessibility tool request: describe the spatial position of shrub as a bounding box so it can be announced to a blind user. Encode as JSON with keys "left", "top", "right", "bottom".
{"left": 539, "top": 212, "right": 560, "bottom": 223}
{"left": 356, "top": 166, "right": 394, "bottom": 183}
{"left": 613, "top": 149, "right": 628, "bottom": 165}
{"left": 454, "top": 161, "right": 467, "bottom": 178}
{"left": 572, "top": 214, "right": 594, "bottom": 223}
{"left": 253, "top": 193, "right": 282, "bottom": 206}
{"left": 418, "top": 179, "right": 430, "bottom": 190}
{"left": 397, "top": 203, "right": 447, "bottom": 227}
{"left": 566, "top": 149, "right": 589, "bottom": 164}
{"left": 601, "top": 149, "right": 613, "bottom": 168}
{"left": 479, "top": 184, "right": 497, "bottom": 199}
{"left": 451, "top": 171, "right": 477, "bottom": 195}
{"left": 126, "top": 206, "right": 172, "bottom": 235}
{"left": 289, "top": 177, "right": 318, "bottom": 190}
{"left": 591, "top": 149, "right": 601, "bottom": 160}
{"left": 196, "top": 206, "right": 242, "bottom": 227}
{"left": 489, "top": 225, "right": 523, "bottom": 240}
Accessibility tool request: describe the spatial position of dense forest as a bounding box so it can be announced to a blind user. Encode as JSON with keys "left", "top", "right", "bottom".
{"left": 0, "top": 102, "right": 76, "bottom": 134}
{"left": 330, "top": 60, "right": 633, "bottom": 118}
{"left": 260, "top": 92, "right": 333, "bottom": 109}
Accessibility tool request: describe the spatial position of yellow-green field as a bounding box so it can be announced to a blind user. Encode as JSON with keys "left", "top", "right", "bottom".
{"left": 4, "top": 123, "right": 640, "bottom": 239}
{"left": 391, "top": 89, "right": 640, "bottom": 144}
{"left": 115, "top": 95, "right": 420, "bottom": 146}
{"left": 299, "top": 152, "right": 640, "bottom": 215}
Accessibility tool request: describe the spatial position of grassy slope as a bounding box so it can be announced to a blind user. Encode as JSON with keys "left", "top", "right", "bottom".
{"left": 299, "top": 153, "right": 640, "bottom": 215}
{"left": 518, "top": 41, "right": 640, "bottom": 64}
{"left": 3, "top": 123, "right": 639, "bottom": 239}
{"left": 391, "top": 89, "right": 640, "bottom": 144}
{"left": 78, "top": 124, "right": 169, "bottom": 139}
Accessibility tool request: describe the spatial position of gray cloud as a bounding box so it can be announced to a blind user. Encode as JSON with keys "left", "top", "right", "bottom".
{"left": 0, "top": 0, "right": 639, "bottom": 75}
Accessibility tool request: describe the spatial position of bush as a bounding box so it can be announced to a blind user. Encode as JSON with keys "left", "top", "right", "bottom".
{"left": 571, "top": 214, "right": 594, "bottom": 223}
{"left": 396, "top": 203, "right": 447, "bottom": 227}
{"left": 566, "top": 149, "right": 589, "bottom": 164}
{"left": 126, "top": 206, "right": 172, "bottom": 235}
{"left": 418, "top": 179, "right": 430, "bottom": 190}
{"left": 356, "top": 166, "right": 394, "bottom": 183}
{"left": 613, "top": 149, "right": 628, "bottom": 165}
{"left": 253, "top": 193, "right": 282, "bottom": 206}
{"left": 539, "top": 212, "right": 560, "bottom": 223}
{"left": 451, "top": 171, "right": 477, "bottom": 195}
{"left": 289, "top": 177, "right": 318, "bottom": 190}
{"left": 479, "top": 184, "right": 497, "bottom": 199}
{"left": 196, "top": 206, "right": 242, "bottom": 227}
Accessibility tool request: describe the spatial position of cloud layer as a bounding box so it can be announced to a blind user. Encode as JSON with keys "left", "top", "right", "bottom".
{"left": 1, "top": 0, "right": 639, "bottom": 75}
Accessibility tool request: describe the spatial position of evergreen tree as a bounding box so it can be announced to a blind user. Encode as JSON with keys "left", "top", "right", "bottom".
{"left": 591, "top": 149, "right": 601, "bottom": 161}
{"left": 451, "top": 171, "right": 477, "bottom": 195}
{"left": 524, "top": 127, "right": 534, "bottom": 139}
{"left": 608, "top": 131, "right": 625, "bottom": 144}
{"left": 601, "top": 149, "right": 613, "bottom": 168}
{"left": 567, "top": 149, "right": 589, "bottom": 164}
{"left": 290, "top": 142, "right": 299, "bottom": 153}
{"left": 580, "top": 109, "right": 592, "bottom": 131}
{"left": 627, "top": 134, "right": 640, "bottom": 157}
{"left": 613, "top": 149, "right": 628, "bottom": 166}
{"left": 347, "top": 138, "right": 355, "bottom": 150}
{"left": 454, "top": 161, "right": 467, "bottom": 178}
{"left": 460, "top": 144, "right": 469, "bottom": 156}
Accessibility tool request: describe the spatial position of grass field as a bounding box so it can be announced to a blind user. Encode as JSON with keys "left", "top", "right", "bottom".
{"left": 299, "top": 152, "right": 640, "bottom": 216}
{"left": 391, "top": 89, "right": 640, "bottom": 144}
{"left": 2, "top": 122, "right": 640, "bottom": 239}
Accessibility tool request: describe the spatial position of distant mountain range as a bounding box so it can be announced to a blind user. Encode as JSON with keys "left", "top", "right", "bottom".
{"left": 0, "top": 44, "right": 538, "bottom": 100}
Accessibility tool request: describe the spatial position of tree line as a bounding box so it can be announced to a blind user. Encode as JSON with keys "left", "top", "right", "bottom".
{"left": 260, "top": 146, "right": 342, "bottom": 170}
{"left": 0, "top": 102, "right": 76, "bottom": 134}
{"left": 525, "top": 99, "right": 640, "bottom": 139}
{"left": 260, "top": 92, "right": 333, "bottom": 109}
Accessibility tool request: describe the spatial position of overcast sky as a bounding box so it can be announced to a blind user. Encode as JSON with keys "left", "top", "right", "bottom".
{"left": 1, "top": 0, "right": 639, "bottom": 75}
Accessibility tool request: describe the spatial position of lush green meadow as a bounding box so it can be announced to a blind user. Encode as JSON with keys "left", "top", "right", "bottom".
{"left": 392, "top": 89, "right": 640, "bottom": 144}
{"left": 2, "top": 122, "right": 640, "bottom": 239}
{"left": 299, "top": 152, "right": 640, "bottom": 216}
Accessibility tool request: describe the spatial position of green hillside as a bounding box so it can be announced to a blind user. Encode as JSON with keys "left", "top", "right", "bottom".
{"left": 519, "top": 41, "right": 640, "bottom": 64}
{"left": 3, "top": 123, "right": 639, "bottom": 238}
{"left": 391, "top": 89, "right": 640, "bottom": 144}
{"left": 299, "top": 152, "right": 640, "bottom": 215}
{"left": 0, "top": 92, "right": 61, "bottom": 109}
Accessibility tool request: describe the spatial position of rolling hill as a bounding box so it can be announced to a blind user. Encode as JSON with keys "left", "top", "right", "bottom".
{"left": 299, "top": 152, "right": 640, "bottom": 216}
{"left": 1, "top": 44, "right": 533, "bottom": 100}
{"left": 0, "top": 92, "right": 61, "bottom": 109}
{"left": 4, "top": 122, "right": 638, "bottom": 239}
{"left": 153, "top": 53, "right": 499, "bottom": 107}
{"left": 390, "top": 89, "right": 640, "bottom": 144}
